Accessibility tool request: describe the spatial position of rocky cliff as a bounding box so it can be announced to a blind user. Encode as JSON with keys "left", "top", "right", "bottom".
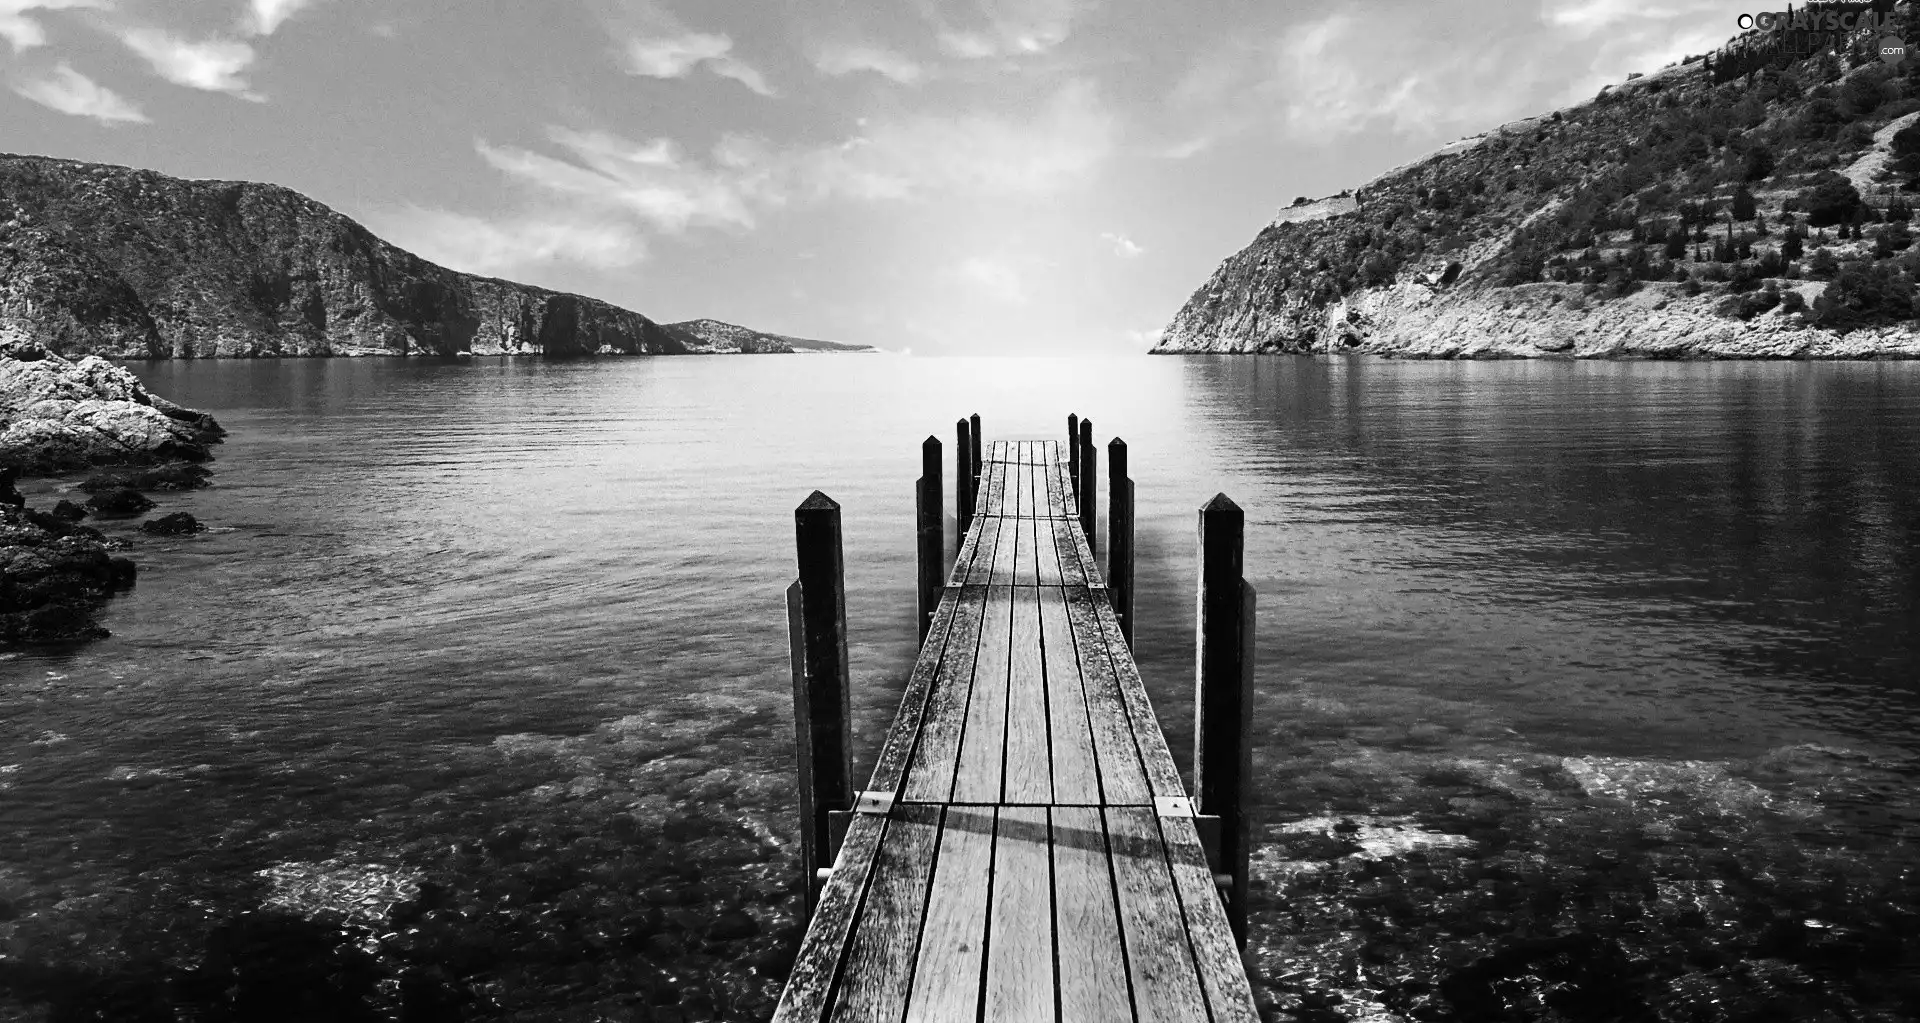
{"left": 0, "top": 154, "right": 697, "bottom": 358}
{"left": 1, "top": 328, "right": 223, "bottom": 472}
{"left": 1158, "top": 6, "right": 1920, "bottom": 358}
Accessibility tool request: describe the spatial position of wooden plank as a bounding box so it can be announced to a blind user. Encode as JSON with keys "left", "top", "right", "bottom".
{"left": 1105, "top": 807, "right": 1209, "bottom": 1023}
{"left": 771, "top": 813, "right": 891, "bottom": 1023}
{"left": 1052, "top": 516, "right": 1092, "bottom": 587}
{"left": 902, "top": 588, "right": 988, "bottom": 802}
{"left": 1063, "top": 588, "right": 1152, "bottom": 806}
{"left": 977, "top": 459, "right": 1008, "bottom": 518}
{"left": 1041, "top": 442, "right": 1069, "bottom": 517}
{"left": 1059, "top": 499, "right": 1104, "bottom": 588}
{"left": 949, "top": 499, "right": 992, "bottom": 586}
{"left": 869, "top": 585, "right": 968, "bottom": 795}
{"left": 952, "top": 586, "right": 1014, "bottom": 804}
{"left": 1087, "top": 595, "right": 1188, "bottom": 799}
{"left": 987, "top": 512, "right": 1021, "bottom": 584}
{"left": 1052, "top": 806, "right": 1135, "bottom": 1023}
{"left": 1002, "top": 586, "right": 1051, "bottom": 804}
{"left": 984, "top": 806, "right": 1054, "bottom": 1019}
{"left": 1161, "top": 815, "right": 1262, "bottom": 1022}
{"left": 829, "top": 804, "right": 946, "bottom": 1022}
{"left": 904, "top": 806, "right": 995, "bottom": 1023}
{"left": 1018, "top": 450, "right": 1037, "bottom": 518}
{"left": 1041, "top": 588, "right": 1100, "bottom": 804}
{"left": 1033, "top": 503, "right": 1065, "bottom": 585}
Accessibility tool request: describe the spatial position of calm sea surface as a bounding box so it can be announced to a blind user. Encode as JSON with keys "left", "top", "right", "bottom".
{"left": 4, "top": 354, "right": 1918, "bottom": 1021}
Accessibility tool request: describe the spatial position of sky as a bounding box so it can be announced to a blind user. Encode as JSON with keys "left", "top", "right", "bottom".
{"left": 1, "top": 0, "right": 1749, "bottom": 354}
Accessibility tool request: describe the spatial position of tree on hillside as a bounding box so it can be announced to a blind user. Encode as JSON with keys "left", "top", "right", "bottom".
{"left": 1782, "top": 229, "right": 1805, "bottom": 261}
{"left": 1732, "top": 186, "right": 1757, "bottom": 222}
{"left": 1800, "top": 172, "right": 1863, "bottom": 227}
{"left": 1664, "top": 224, "right": 1689, "bottom": 259}
{"left": 1893, "top": 123, "right": 1920, "bottom": 177}
{"left": 1887, "top": 196, "right": 1913, "bottom": 223}
{"left": 1808, "top": 247, "right": 1840, "bottom": 278}
{"left": 1743, "top": 145, "right": 1775, "bottom": 182}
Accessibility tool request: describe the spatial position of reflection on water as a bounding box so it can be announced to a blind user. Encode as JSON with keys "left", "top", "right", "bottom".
{"left": 3, "top": 354, "right": 1917, "bottom": 1020}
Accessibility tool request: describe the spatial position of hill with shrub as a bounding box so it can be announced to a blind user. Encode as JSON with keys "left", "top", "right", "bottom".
{"left": 1156, "top": 6, "right": 1920, "bottom": 358}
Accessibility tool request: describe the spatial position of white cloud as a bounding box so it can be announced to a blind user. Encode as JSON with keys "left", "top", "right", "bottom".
{"left": 927, "top": 0, "right": 1079, "bottom": 59}
{"left": 959, "top": 255, "right": 1028, "bottom": 303}
{"left": 1125, "top": 326, "right": 1163, "bottom": 345}
{"left": 370, "top": 205, "right": 649, "bottom": 276}
{"left": 813, "top": 43, "right": 924, "bottom": 84}
{"left": 1163, "top": 2, "right": 1734, "bottom": 151}
{"left": 0, "top": 0, "right": 101, "bottom": 52}
{"left": 621, "top": 31, "right": 773, "bottom": 95}
{"left": 245, "top": 0, "right": 323, "bottom": 36}
{"left": 467, "top": 79, "right": 1113, "bottom": 242}
{"left": 119, "top": 28, "right": 260, "bottom": 99}
{"left": 12, "top": 62, "right": 147, "bottom": 124}
{"left": 1101, "top": 232, "right": 1143, "bottom": 257}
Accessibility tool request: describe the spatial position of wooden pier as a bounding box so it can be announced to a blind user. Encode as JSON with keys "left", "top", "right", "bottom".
{"left": 775, "top": 423, "right": 1258, "bottom": 1022}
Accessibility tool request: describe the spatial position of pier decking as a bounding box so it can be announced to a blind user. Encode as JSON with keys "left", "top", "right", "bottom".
{"left": 773, "top": 440, "right": 1258, "bottom": 1022}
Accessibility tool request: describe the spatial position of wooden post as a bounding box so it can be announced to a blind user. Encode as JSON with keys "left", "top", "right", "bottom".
{"left": 791, "top": 492, "right": 854, "bottom": 918}
{"left": 1067, "top": 413, "right": 1080, "bottom": 507}
{"left": 1108, "top": 437, "right": 1134, "bottom": 647}
{"left": 1195, "top": 494, "right": 1253, "bottom": 947}
{"left": 969, "top": 413, "right": 982, "bottom": 496}
{"left": 1078, "top": 418, "right": 1096, "bottom": 554}
{"left": 916, "top": 436, "right": 943, "bottom": 644}
{"left": 955, "top": 419, "right": 973, "bottom": 535}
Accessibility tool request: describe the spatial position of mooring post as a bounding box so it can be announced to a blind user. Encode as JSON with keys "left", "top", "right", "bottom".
{"left": 955, "top": 419, "right": 974, "bottom": 536}
{"left": 969, "top": 413, "right": 982, "bottom": 496}
{"left": 1196, "top": 494, "right": 1253, "bottom": 947}
{"left": 1067, "top": 413, "right": 1080, "bottom": 507}
{"left": 1078, "top": 418, "right": 1097, "bottom": 555}
{"left": 916, "top": 436, "right": 943, "bottom": 643}
{"left": 790, "top": 492, "right": 854, "bottom": 919}
{"left": 1108, "top": 437, "right": 1134, "bottom": 647}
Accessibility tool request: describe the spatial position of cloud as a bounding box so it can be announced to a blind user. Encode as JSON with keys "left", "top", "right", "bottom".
{"left": 369, "top": 205, "right": 649, "bottom": 276}
{"left": 601, "top": 0, "right": 774, "bottom": 96}
{"left": 119, "top": 28, "right": 261, "bottom": 99}
{"left": 467, "top": 79, "right": 1112, "bottom": 242}
{"left": 0, "top": 0, "right": 101, "bottom": 52}
{"left": 12, "top": 62, "right": 147, "bottom": 123}
{"left": 926, "top": 0, "right": 1079, "bottom": 59}
{"left": 1162, "top": 1, "right": 1732, "bottom": 151}
{"left": 1101, "top": 231, "right": 1142, "bottom": 257}
{"left": 959, "top": 256, "right": 1028, "bottom": 303}
{"left": 812, "top": 43, "right": 924, "bottom": 84}
{"left": 245, "top": 0, "right": 323, "bottom": 36}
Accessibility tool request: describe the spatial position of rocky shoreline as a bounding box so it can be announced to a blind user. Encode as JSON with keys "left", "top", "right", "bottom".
{"left": 1, "top": 331, "right": 223, "bottom": 645}
{"left": 1154, "top": 279, "right": 1920, "bottom": 360}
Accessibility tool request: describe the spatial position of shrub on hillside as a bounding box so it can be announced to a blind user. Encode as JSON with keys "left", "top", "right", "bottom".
{"left": 1814, "top": 263, "right": 1916, "bottom": 329}
{"left": 1799, "top": 172, "right": 1862, "bottom": 227}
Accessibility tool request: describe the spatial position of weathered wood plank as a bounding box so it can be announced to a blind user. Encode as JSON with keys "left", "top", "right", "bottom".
{"left": 869, "top": 585, "right": 968, "bottom": 795}
{"left": 1017, "top": 449, "right": 1037, "bottom": 518}
{"left": 770, "top": 813, "right": 891, "bottom": 1023}
{"left": 987, "top": 512, "right": 1021, "bottom": 585}
{"left": 1033, "top": 503, "right": 1065, "bottom": 585}
{"left": 1041, "top": 441, "right": 1069, "bottom": 517}
{"left": 1161, "top": 814, "right": 1262, "bottom": 1022}
{"left": 952, "top": 586, "right": 1014, "bottom": 803}
{"left": 984, "top": 806, "right": 1054, "bottom": 1019}
{"left": 1087, "top": 595, "right": 1187, "bottom": 798}
{"left": 903, "top": 806, "right": 995, "bottom": 1023}
{"left": 985, "top": 456, "right": 1007, "bottom": 517}
{"left": 1001, "top": 586, "right": 1050, "bottom": 804}
{"left": 902, "top": 588, "right": 988, "bottom": 803}
{"left": 1052, "top": 806, "right": 1135, "bottom": 1023}
{"left": 1040, "top": 587, "right": 1100, "bottom": 805}
{"left": 829, "top": 804, "right": 946, "bottom": 1022}
{"left": 963, "top": 513, "right": 1004, "bottom": 586}
{"left": 1106, "top": 807, "right": 1209, "bottom": 1023}
{"left": 977, "top": 458, "right": 1008, "bottom": 518}
{"left": 1063, "top": 588, "right": 1152, "bottom": 806}
{"left": 1052, "top": 515, "right": 1092, "bottom": 587}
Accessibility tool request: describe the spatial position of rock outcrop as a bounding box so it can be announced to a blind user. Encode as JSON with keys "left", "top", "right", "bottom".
{"left": 1, "top": 329, "right": 225, "bottom": 473}
{"left": 0, "top": 497, "right": 136, "bottom": 644}
{"left": 1156, "top": 13, "right": 1920, "bottom": 359}
{"left": 0, "top": 154, "right": 697, "bottom": 358}
{"left": 664, "top": 318, "right": 875, "bottom": 353}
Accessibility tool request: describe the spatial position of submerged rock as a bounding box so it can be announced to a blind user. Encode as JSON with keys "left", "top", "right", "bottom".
{"left": 49, "top": 499, "right": 86, "bottom": 521}
{"left": 84, "top": 487, "right": 154, "bottom": 518}
{"left": 140, "top": 512, "right": 205, "bottom": 536}
{"left": 0, "top": 331, "right": 225, "bottom": 474}
{"left": 80, "top": 463, "right": 213, "bottom": 493}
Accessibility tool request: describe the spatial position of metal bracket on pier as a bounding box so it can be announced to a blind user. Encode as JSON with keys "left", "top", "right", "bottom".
{"left": 1154, "top": 795, "right": 1197, "bottom": 817}
{"left": 851, "top": 790, "right": 896, "bottom": 815}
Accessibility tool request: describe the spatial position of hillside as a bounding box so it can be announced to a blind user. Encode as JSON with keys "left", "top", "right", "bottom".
{"left": 2, "top": 155, "right": 755, "bottom": 359}
{"left": 664, "top": 319, "right": 875, "bottom": 354}
{"left": 1157, "top": 5, "right": 1920, "bottom": 358}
